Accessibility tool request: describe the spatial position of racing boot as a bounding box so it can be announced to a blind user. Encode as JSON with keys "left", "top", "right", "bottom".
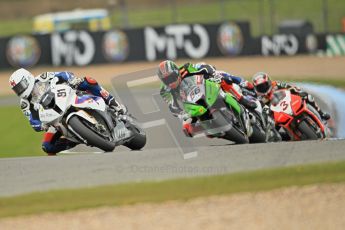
{"left": 107, "top": 97, "right": 127, "bottom": 115}
{"left": 305, "top": 94, "right": 330, "bottom": 121}
{"left": 319, "top": 111, "right": 330, "bottom": 121}
{"left": 182, "top": 118, "right": 194, "bottom": 137}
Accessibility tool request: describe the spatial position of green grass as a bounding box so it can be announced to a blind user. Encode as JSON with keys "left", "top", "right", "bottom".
{"left": 0, "top": 0, "right": 345, "bottom": 37}
{"left": 0, "top": 160, "right": 345, "bottom": 218}
{"left": 0, "top": 106, "right": 45, "bottom": 158}
{"left": 0, "top": 18, "right": 32, "bottom": 36}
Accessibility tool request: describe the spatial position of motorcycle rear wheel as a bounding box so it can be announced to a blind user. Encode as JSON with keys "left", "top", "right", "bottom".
{"left": 249, "top": 125, "right": 267, "bottom": 143}
{"left": 123, "top": 125, "right": 147, "bottom": 150}
{"left": 224, "top": 127, "right": 249, "bottom": 144}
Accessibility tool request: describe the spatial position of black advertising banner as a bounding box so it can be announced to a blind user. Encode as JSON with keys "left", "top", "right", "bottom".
{"left": 0, "top": 34, "right": 51, "bottom": 69}
{"left": 142, "top": 21, "right": 255, "bottom": 61}
{"left": 0, "top": 21, "right": 256, "bottom": 68}
{"left": 0, "top": 22, "right": 338, "bottom": 69}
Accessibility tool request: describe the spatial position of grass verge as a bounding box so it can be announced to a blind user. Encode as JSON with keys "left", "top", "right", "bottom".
{"left": 0, "top": 160, "right": 345, "bottom": 218}
{"left": 0, "top": 106, "right": 44, "bottom": 158}
{"left": 0, "top": 0, "right": 345, "bottom": 36}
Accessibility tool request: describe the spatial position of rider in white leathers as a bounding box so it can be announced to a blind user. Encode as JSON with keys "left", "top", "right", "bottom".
{"left": 9, "top": 69, "right": 126, "bottom": 155}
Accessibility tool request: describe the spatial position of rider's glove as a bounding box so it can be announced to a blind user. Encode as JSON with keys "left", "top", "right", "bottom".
{"left": 108, "top": 97, "right": 127, "bottom": 115}
{"left": 179, "top": 63, "right": 192, "bottom": 78}
{"left": 195, "top": 64, "right": 216, "bottom": 78}
{"left": 291, "top": 88, "right": 308, "bottom": 98}
{"left": 113, "top": 104, "right": 127, "bottom": 115}
{"left": 202, "top": 64, "right": 216, "bottom": 77}
{"left": 68, "top": 77, "right": 84, "bottom": 89}
{"left": 298, "top": 91, "right": 308, "bottom": 99}
{"left": 208, "top": 73, "right": 223, "bottom": 84}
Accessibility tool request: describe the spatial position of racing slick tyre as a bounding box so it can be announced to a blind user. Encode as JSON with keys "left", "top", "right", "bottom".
{"left": 68, "top": 116, "right": 116, "bottom": 152}
{"left": 298, "top": 120, "right": 319, "bottom": 140}
{"left": 249, "top": 124, "right": 267, "bottom": 143}
{"left": 224, "top": 127, "right": 250, "bottom": 144}
{"left": 123, "top": 124, "right": 147, "bottom": 150}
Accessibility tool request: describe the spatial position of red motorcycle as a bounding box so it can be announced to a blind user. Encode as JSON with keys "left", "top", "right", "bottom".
{"left": 270, "top": 89, "right": 329, "bottom": 141}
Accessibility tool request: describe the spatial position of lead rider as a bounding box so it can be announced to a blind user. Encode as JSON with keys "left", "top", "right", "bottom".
{"left": 9, "top": 68, "right": 126, "bottom": 155}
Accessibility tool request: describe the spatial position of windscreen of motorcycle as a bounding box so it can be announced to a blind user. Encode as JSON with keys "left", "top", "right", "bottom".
{"left": 180, "top": 75, "right": 205, "bottom": 103}
{"left": 270, "top": 90, "right": 293, "bottom": 115}
{"left": 31, "top": 81, "right": 51, "bottom": 103}
{"left": 39, "top": 84, "right": 73, "bottom": 123}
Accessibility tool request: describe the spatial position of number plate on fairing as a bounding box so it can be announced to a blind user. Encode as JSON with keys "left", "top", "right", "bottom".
{"left": 270, "top": 90, "right": 293, "bottom": 115}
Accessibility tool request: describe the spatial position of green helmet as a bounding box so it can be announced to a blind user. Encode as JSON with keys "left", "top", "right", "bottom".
{"left": 157, "top": 60, "right": 181, "bottom": 89}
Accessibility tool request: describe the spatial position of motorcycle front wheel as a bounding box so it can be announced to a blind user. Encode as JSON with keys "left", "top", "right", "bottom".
{"left": 298, "top": 120, "right": 319, "bottom": 140}
{"left": 68, "top": 116, "right": 116, "bottom": 152}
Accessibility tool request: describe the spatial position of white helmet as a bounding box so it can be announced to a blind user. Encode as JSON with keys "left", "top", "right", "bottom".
{"left": 9, "top": 68, "right": 35, "bottom": 99}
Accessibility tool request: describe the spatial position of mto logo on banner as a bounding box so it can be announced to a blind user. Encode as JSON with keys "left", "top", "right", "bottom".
{"left": 261, "top": 34, "right": 299, "bottom": 56}
{"left": 144, "top": 24, "right": 210, "bottom": 61}
{"left": 51, "top": 31, "right": 95, "bottom": 66}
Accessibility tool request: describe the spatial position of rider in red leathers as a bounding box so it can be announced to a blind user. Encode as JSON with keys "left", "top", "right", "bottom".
{"left": 252, "top": 72, "right": 331, "bottom": 121}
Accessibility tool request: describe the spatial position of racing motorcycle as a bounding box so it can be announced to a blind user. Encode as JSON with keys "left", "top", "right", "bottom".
{"left": 270, "top": 89, "right": 328, "bottom": 140}
{"left": 180, "top": 75, "right": 265, "bottom": 144}
{"left": 241, "top": 87, "right": 281, "bottom": 142}
{"left": 38, "top": 83, "right": 146, "bottom": 152}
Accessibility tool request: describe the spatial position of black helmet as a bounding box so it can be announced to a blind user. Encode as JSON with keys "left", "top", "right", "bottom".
{"left": 157, "top": 60, "right": 181, "bottom": 89}
{"left": 252, "top": 72, "right": 272, "bottom": 96}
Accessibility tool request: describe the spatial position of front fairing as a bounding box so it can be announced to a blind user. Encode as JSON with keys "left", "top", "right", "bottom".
{"left": 72, "top": 94, "right": 106, "bottom": 111}
{"left": 181, "top": 76, "right": 223, "bottom": 117}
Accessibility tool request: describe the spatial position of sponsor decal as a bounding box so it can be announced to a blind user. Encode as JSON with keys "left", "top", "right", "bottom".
{"left": 102, "top": 30, "right": 129, "bottom": 62}
{"left": 75, "top": 95, "right": 100, "bottom": 104}
{"left": 261, "top": 34, "right": 299, "bottom": 56}
{"left": 51, "top": 31, "right": 95, "bottom": 66}
{"left": 305, "top": 34, "right": 318, "bottom": 53}
{"left": 21, "top": 101, "right": 29, "bottom": 110}
{"left": 325, "top": 34, "right": 345, "bottom": 56}
{"left": 6, "top": 35, "right": 41, "bottom": 67}
{"left": 10, "top": 80, "right": 16, "bottom": 87}
{"left": 217, "top": 22, "right": 243, "bottom": 56}
{"left": 145, "top": 24, "right": 210, "bottom": 61}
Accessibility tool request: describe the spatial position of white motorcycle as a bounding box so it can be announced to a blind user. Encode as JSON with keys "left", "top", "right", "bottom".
{"left": 38, "top": 83, "right": 146, "bottom": 152}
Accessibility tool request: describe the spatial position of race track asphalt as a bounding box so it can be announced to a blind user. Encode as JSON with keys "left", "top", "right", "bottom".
{"left": 1, "top": 137, "right": 345, "bottom": 197}
{"left": 1, "top": 80, "right": 345, "bottom": 197}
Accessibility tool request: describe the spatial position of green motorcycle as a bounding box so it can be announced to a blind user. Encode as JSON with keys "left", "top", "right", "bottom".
{"left": 181, "top": 75, "right": 252, "bottom": 144}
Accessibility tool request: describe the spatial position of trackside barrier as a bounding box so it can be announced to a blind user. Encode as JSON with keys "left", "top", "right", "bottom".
{"left": 0, "top": 22, "right": 343, "bottom": 68}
